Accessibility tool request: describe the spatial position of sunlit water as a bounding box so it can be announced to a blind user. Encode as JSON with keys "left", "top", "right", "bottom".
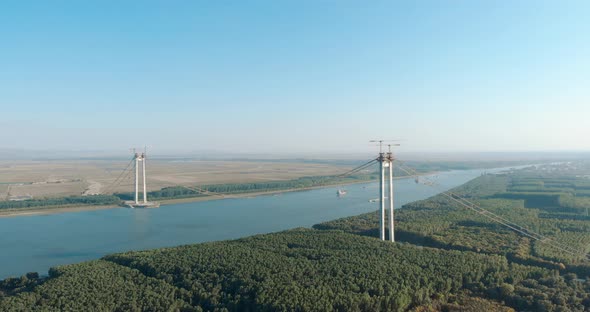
{"left": 0, "top": 167, "right": 517, "bottom": 279}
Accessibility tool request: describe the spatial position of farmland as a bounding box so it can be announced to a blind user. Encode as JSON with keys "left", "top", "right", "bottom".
{"left": 0, "top": 159, "right": 347, "bottom": 200}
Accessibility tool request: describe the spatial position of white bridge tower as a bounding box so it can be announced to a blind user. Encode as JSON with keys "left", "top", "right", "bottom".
{"left": 127, "top": 148, "right": 160, "bottom": 208}
{"left": 134, "top": 152, "right": 148, "bottom": 204}
{"left": 372, "top": 140, "right": 398, "bottom": 242}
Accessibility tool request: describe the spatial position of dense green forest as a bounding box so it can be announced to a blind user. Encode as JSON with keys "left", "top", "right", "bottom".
{"left": 2, "top": 162, "right": 590, "bottom": 311}
{"left": 0, "top": 195, "right": 120, "bottom": 210}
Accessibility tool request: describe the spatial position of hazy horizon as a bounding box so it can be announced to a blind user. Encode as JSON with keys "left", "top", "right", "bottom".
{"left": 2, "top": 1, "right": 589, "bottom": 154}
{"left": 1, "top": 147, "right": 588, "bottom": 162}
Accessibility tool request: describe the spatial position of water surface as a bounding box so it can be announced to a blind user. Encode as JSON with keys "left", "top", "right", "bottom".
{"left": 0, "top": 167, "right": 513, "bottom": 279}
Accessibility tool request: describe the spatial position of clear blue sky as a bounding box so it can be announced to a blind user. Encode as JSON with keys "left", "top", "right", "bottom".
{"left": 1, "top": 1, "right": 589, "bottom": 155}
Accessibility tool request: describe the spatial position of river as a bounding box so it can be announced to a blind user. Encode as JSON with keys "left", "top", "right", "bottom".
{"left": 0, "top": 167, "right": 515, "bottom": 279}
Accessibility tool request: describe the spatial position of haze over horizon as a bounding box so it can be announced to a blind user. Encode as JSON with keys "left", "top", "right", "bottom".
{"left": 1, "top": 1, "right": 589, "bottom": 155}
{"left": 1, "top": 147, "right": 588, "bottom": 162}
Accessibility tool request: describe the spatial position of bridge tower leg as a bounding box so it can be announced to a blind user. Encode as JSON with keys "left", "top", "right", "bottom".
{"left": 134, "top": 153, "right": 139, "bottom": 204}
{"left": 388, "top": 152, "right": 395, "bottom": 242}
{"left": 379, "top": 152, "right": 386, "bottom": 241}
{"left": 142, "top": 153, "right": 147, "bottom": 203}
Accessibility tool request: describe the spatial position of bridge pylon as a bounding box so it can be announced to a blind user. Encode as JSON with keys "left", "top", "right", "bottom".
{"left": 371, "top": 140, "right": 399, "bottom": 242}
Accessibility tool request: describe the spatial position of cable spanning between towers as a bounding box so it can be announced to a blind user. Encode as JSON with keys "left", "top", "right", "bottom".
{"left": 176, "top": 160, "right": 381, "bottom": 199}
{"left": 335, "top": 158, "right": 378, "bottom": 178}
{"left": 395, "top": 162, "right": 590, "bottom": 261}
{"left": 179, "top": 185, "right": 227, "bottom": 198}
{"left": 102, "top": 156, "right": 136, "bottom": 194}
{"left": 98, "top": 145, "right": 589, "bottom": 260}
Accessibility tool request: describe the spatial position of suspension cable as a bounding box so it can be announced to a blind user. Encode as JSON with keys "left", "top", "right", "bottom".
{"left": 395, "top": 162, "right": 590, "bottom": 261}
{"left": 335, "top": 158, "right": 378, "bottom": 178}
{"left": 396, "top": 163, "right": 585, "bottom": 256}
{"left": 178, "top": 185, "right": 227, "bottom": 198}
{"left": 173, "top": 158, "right": 379, "bottom": 199}
{"left": 102, "top": 157, "right": 135, "bottom": 194}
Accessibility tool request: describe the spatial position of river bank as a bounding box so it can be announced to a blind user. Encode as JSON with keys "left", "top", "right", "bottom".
{"left": 0, "top": 166, "right": 513, "bottom": 279}
{"left": 1, "top": 163, "right": 532, "bottom": 219}
{"left": 0, "top": 177, "right": 412, "bottom": 218}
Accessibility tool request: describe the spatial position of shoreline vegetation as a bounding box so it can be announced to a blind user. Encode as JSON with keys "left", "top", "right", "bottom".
{"left": 0, "top": 160, "right": 536, "bottom": 218}
{"left": 0, "top": 175, "right": 420, "bottom": 218}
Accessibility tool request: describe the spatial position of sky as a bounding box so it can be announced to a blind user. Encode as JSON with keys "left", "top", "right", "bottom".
{"left": 1, "top": 1, "right": 589, "bottom": 156}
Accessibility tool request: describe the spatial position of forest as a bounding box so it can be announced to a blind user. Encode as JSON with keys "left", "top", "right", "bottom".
{"left": 1, "top": 162, "right": 590, "bottom": 311}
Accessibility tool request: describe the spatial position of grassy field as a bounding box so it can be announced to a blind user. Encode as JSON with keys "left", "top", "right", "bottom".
{"left": 0, "top": 159, "right": 347, "bottom": 199}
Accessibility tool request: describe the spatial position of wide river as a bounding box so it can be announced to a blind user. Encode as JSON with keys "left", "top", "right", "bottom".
{"left": 0, "top": 167, "right": 515, "bottom": 279}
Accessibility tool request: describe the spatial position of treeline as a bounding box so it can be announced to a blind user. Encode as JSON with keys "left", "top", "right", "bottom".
{"left": 5, "top": 229, "right": 587, "bottom": 311}
{"left": 401, "top": 160, "right": 534, "bottom": 172}
{"left": 0, "top": 195, "right": 121, "bottom": 210}
{"left": 115, "top": 186, "right": 205, "bottom": 201}
{"left": 492, "top": 192, "right": 563, "bottom": 208}
{"left": 116, "top": 173, "right": 379, "bottom": 201}
{"left": 501, "top": 173, "right": 590, "bottom": 217}
{"left": 200, "top": 174, "right": 376, "bottom": 194}
{"left": 0, "top": 160, "right": 528, "bottom": 210}
{"left": 0, "top": 173, "right": 379, "bottom": 210}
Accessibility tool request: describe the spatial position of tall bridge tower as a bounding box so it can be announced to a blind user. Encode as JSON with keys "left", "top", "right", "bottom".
{"left": 126, "top": 148, "right": 160, "bottom": 208}
{"left": 372, "top": 140, "right": 398, "bottom": 242}
{"left": 133, "top": 152, "right": 147, "bottom": 204}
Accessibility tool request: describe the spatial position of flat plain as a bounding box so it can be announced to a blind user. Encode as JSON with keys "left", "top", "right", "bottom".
{"left": 0, "top": 159, "right": 347, "bottom": 199}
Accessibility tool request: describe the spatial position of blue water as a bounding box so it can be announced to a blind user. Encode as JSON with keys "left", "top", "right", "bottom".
{"left": 0, "top": 167, "right": 514, "bottom": 279}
